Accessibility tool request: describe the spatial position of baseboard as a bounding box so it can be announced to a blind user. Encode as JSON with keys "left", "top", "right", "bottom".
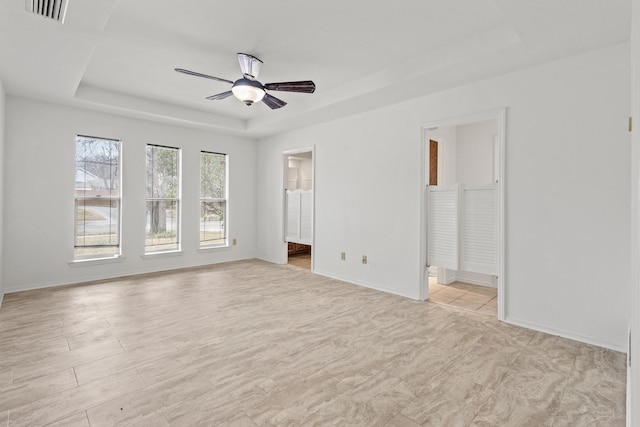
{"left": 505, "top": 316, "right": 627, "bottom": 353}
{"left": 442, "top": 276, "right": 457, "bottom": 285}
{"left": 453, "top": 276, "right": 496, "bottom": 288}
{"left": 313, "top": 270, "right": 420, "bottom": 300}
{"left": 5, "top": 257, "right": 259, "bottom": 294}
{"left": 256, "top": 255, "right": 285, "bottom": 265}
{"left": 449, "top": 271, "right": 496, "bottom": 288}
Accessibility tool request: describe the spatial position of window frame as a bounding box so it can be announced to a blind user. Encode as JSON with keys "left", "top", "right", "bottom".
{"left": 199, "top": 151, "right": 228, "bottom": 248}
{"left": 73, "top": 135, "right": 122, "bottom": 261}
{"left": 145, "top": 144, "right": 182, "bottom": 254}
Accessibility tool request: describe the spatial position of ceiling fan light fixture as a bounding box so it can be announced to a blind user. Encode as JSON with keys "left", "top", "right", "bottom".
{"left": 231, "top": 78, "right": 265, "bottom": 106}
{"left": 176, "top": 53, "right": 315, "bottom": 110}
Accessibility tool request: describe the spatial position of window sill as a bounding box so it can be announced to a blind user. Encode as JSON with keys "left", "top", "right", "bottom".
{"left": 197, "top": 244, "right": 230, "bottom": 253}
{"left": 69, "top": 256, "right": 125, "bottom": 267}
{"left": 141, "top": 250, "right": 183, "bottom": 260}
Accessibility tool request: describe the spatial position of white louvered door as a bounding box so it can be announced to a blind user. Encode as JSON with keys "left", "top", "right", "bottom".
{"left": 299, "top": 191, "right": 313, "bottom": 244}
{"left": 461, "top": 184, "right": 497, "bottom": 275}
{"left": 427, "top": 185, "right": 460, "bottom": 270}
{"left": 285, "top": 190, "right": 313, "bottom": 245}
{"left": 285, "top": 191, "right": 301, "bottom": 242}
{"left": 426, "top": 183, "right": 497, "bottom": 275}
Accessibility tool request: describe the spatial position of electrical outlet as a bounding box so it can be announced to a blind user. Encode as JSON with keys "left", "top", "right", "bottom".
{"left": 232, "top": 238, "right": 237, "bottom": 246}
{"left": 362, "top": 255, "right": 367, "bottom": 264}
{"left": 341, "top": 252, "right": 346, "bottom": 260}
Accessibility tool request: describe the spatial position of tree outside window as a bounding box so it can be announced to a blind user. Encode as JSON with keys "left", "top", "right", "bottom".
{"left": 75, "top": 136, "right": 121, "bottom": 259}
{"left": 146, "top": 144, "right": 180, "bottom": 252}
{"left": 200, "top": 152, "right": 227, "bottom": 247}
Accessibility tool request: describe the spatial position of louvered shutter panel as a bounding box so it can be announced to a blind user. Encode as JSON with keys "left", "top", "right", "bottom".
{"left": 299, "top": 191, "right": 313, "bottom": 244}
{"left": 461, "top": 184, "right": 497, "bottom": 275}
{"left": 285, "top": 191, "right": 301, "bottom": 242}
{"left": 427, "top": 185, "right": 460, "bottom": 270}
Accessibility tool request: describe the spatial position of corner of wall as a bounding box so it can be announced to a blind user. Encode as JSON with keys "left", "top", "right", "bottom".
{"left": 629, "top": 0, "right": 640, "bottom": 424}
{"left": 0, "top": 75, "right": 6, "bottom": 306}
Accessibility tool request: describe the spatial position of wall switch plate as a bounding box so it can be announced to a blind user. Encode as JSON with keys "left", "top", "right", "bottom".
{"left": 232, "top": 239, "right": 237, "bottom": 245}
{"left": 362, "top": 255, "right": 367, "bottom": 264}
{"left": 341, "top": 252, "right": 346, "bottom": 260}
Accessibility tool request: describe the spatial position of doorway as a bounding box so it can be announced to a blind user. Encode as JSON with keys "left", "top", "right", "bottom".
{"left": 282, "top": 147, "right": 314, "bottom": 270}
{"left": 420, "top": 109, "right": 505, "bottom": 320}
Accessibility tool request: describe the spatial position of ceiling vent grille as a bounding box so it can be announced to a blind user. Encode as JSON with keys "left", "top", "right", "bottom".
{"left": 26, "top": 0, "right": 69, "bottom": 23}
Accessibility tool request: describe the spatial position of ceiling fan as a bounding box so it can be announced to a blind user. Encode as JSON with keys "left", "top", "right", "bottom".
{"left": 175, "top": 53, "right": 316, "bottom": 109}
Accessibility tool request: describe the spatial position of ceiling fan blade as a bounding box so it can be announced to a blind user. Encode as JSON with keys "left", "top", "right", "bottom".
{"left": 175, "top": 68, "right": 233, "bottom": 84}
{"left": 264, "top": 81, "right": 316, "bottom": 93}
{"left": 237, "top": 53, "right": 263, "bottom": 80}
{"left": 262, "top": 93, "right": 287, "bottom": 109}
{"left": 206, "top": 91, "right": 233, "bottom": 100}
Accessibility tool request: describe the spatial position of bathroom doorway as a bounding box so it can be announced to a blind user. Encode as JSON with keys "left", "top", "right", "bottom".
{"left": 420, "top": 109, "right": 505, "bottom": 320}
{"left": 282, "top": 147, "right": 314, "bottom": 270}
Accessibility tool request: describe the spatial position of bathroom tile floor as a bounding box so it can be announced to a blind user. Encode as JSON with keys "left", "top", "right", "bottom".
{"left": 428, "top": 279, "right": 497, "bottom": 316}
{"left": 0, "top": 259, "right": 625, "bottom": 426}
{"left": 287, "top": 252, "right": 312, "bottom": 270}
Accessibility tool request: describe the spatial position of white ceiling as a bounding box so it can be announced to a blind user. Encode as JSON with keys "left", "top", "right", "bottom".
{"left": 0, "top": 0, "right": 631, "bottom": 137}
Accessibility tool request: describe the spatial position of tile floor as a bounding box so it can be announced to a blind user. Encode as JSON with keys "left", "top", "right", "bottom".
{"left": 428, "top": 279, "right": 497, "bottom": 316}
{"left": 0, "top": 259, "right": 626, "bottom": 426}
{"left": 287, "top": 252, "right": 311, "bottom": 270}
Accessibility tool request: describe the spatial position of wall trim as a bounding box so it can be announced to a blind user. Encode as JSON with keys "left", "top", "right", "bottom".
{"left": 451, "top": 274, "right": 496, "bottom": 288}
{"left": 256, "top": 255, "right": 285, "bottom": 265}
{"left": 313, "top": 270, "right": 420, "bottom": 300}
{"left": 505, "top": 316, "right": 627, "bottom": 353}
{"left": 4, "top": 257, "right": 257, "bottom": 294}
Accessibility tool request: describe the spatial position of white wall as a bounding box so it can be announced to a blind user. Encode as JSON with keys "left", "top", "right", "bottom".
{"left": 257, "top": 43, "right": 631, "bottom": 350}
{"left": 629, "top": 0, "right": 640, "bottom": 423}
{"left": 0, "top": 77, "right": 4, "bottom": 305}
{"left": 456, "top": 119, "right": 497, "bottom": 186}
{"left": 3, "top": 97, "right": 257, "bottom": 292}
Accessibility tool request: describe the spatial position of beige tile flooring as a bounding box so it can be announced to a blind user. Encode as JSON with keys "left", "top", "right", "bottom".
{"left": 428, "top": 279, "right": 497, "bottom": 316}
{"left": 0, "top": 259, "right": 626, "bottom": 426}
{"left": 287, "top": 252, "right": 311, "bottom": 270}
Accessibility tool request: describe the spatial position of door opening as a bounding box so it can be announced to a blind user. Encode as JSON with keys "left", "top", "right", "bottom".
{"left": 420, "top": 109, "right": 505, "bottom": 321}
{"left": 282, "top": 148, "right": 314, "bottom": 270}
{"left": 429, "top": 139, "right": 438, "bottom": 186}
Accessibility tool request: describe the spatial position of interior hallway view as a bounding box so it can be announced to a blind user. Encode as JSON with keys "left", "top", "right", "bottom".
{"left": 287, "top": 252, "right": 311, "bottom": 270}
{"left": 0, "top": 260, "right": 625, "bottom": 426}
{"left": 429, "top": 279, "right": 498, "bottom": 317}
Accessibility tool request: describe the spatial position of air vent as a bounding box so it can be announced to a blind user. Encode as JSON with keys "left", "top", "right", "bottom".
{"left": 26, "top": 0, "right": 69, "bottom": 23}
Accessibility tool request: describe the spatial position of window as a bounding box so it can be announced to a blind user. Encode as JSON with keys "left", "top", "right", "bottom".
{"left": 146, "top": 144, "right": 180, "bottom": 253}
{"left": 200, "top": 151, "right": 227, "bottom": 247}
{"left": 74, "top": 136, "right": 121, "bottom": 259}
